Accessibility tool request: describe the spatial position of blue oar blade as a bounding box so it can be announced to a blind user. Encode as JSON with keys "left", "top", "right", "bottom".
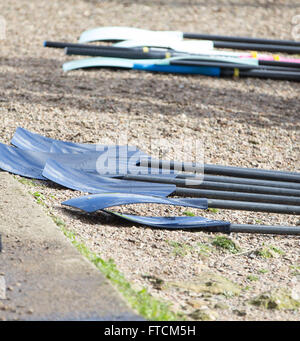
{"left": 62, "top": 192, "right": 208, "bottom": 212}
{"left": 109, "top": 211, "right": 230, "bottom": 230}
{"left": 11, "top": 127, "right": 57, "bottom": 152}
{"left": 0, "top": 144, "right": 143, "bottom": 179}
{"left": 11, "top": 128, "right": 147, "bottom": 161}
{"left": 42, "top": 159, "right": 176, "bottom": 196}
{"left": 0, "top": 143, "right": 48, "bottom": 179}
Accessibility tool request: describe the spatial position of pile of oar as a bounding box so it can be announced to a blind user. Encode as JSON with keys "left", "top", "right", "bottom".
{"left": 0, "top": 127, "right": 300, "bottom": 235}
{"left": 44, "top": 26, "right": 300, "bottom": 81}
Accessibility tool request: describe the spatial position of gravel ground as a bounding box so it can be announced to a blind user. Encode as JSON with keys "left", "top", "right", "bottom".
{"left": 0, "top": 0, "right": 300, "bottom": 320}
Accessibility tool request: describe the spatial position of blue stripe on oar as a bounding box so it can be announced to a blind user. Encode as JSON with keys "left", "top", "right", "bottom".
{"left": 133, "top": 63, "right": 221, "bottom": 76}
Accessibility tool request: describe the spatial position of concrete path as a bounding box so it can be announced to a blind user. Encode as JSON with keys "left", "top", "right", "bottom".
{"left": 0, "top": 172, "right": 142, "bottom": 321}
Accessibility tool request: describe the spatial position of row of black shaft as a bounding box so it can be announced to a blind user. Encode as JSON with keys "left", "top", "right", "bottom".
{"left": 44, "top": 40, "right": 300, "bottom": 81}
{"left": 115, "top": 159, "right": 300, "bottom": 215}
{"left": 119, "top": 160, "right": 300, "bottom": 235}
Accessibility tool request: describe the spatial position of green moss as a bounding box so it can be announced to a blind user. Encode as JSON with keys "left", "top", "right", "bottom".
{"left": 269, "top": 246, "right": 285, "bottom": 255}
{"left": 251, "top": 288, "right": 300, "bottom": 310}
{"left": 15, "top": 176, "right": 37, "bottom": 187}
{"left": 211, "top": 236, "right": 240, "bottom": 254}
{"left": 183, "top": 211, "right": 195, "bottom": 217}
{"left": 29, "top": 191, "right": 47, "bottom": 206}
{"left": 258, "top": 269, "right": 269, "bottom": 274}
{"left": 188, "top": 308, "right": 218, "bottom": 321}
{"left": 51, "top": 215, "right": 66, "bottom": 228}
{"left": 256, "top": 245, "right": 285, "bottom": 258}
{"left": 207, "top": 208, "right": 219, "bottom": 213}
{"left": 61, "top": 227, "right": 181, "bottom": 321}
{"left": 170, "top": 272, "right": 241, "bottom": 297}
{"left": 197, "top": 242, "right": 213, "bottom": 257}
{"left": 290, "top": 265, "right": 300, "bottom": 276}
{"left": 247, "top": 275, "right": 259, "bottom": 282}
{"left": 167, "top": 240, "right": 193, "bottom": 257}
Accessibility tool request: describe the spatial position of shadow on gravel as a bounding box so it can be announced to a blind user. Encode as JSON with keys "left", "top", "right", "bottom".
{"left": 1, "top": 56, "right": 299, "bottom": 131}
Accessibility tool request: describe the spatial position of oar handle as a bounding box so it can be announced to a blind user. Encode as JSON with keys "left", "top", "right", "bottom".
{"left": 44, "top": 40, "right": 137, "bottom": 52}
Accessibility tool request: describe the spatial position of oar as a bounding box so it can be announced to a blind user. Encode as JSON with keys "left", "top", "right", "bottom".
{"left": 170, "top": 59, "right": 300, "bottom": 72}
{"left": 44, "top": 40, "right": 300, "bottom": 71}
{"left": 44, "top": 40, "right": 258, "bottom": 65}
{"left": 224, "top": 224, "right": 300, "bottom": 235}
{"left": 174, "top": 188, "right": 300, "bottom": 206}
{"left": 180, "top": 174, "right": 300, "bottom": 191}
{"left": 65, "top": 46, "right": 260, "bottom": 68}
{"left": 120, "top": 174, "right": 300, "bottom": 197}
{"left": 61, "top": 191, "right": 300, "bottom": 234}
{"left": 140, "top": 159, "right": 300, "bottom": 183}
{"left": 79, "top": 26, "right": 300, "bottom": 53}
{"left": 61, "top": 56, "right": 300, "bottom": 81}
{"left": 183, "top": 33, "right": 300, "bottom": 47}
{"left": 206, "top": 41, "right": 300, "bottom": 54}
{"left": 64, "top": 46, "right": 300, "bottom": 72}
{"left": 114, "top": 39, "right": 300, "bottom": 65}
{"left": 206, "top": 199, "right": 300, "bottom": 215}
{"left": 79, "top": 26, "right": 300, "bottom": 47}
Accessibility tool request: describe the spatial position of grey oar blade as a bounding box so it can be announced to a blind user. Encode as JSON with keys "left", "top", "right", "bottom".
{"left": 107, "top": 211, "right": 230, "bottom": 230}
{"left": 62, "top": 192, "right": 208, "bottom": 212}
{"left": 11, "top": 127, "right": 146, "bottom": 156}
{"left": 0, "top": 144, "right": 146, "bottom": 179}
{"left": 42, "top": 159, "right": 176, "bottom": 196}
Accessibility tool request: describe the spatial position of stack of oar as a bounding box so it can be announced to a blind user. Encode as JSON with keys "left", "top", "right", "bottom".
{"left": 0, "top": 127, "right": 300, "bottom": 235}
{"left": 123, "top": 158, "right": 300, "bottom": 214}
{"left": 44, "top": 26, "right": 300, "bottom": 81}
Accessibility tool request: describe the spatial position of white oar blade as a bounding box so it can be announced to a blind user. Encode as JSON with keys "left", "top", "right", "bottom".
{"left": 62, "top": 57, "right": 164, "bottom": 72}
{"left": 79, "top": 26, "right": 183, "bottom": 43}
{"left": 115, "top": 39, "right": 214, "bottom": 53}
{"left": 63, "top": 57, "right": 135, "bottom": 71}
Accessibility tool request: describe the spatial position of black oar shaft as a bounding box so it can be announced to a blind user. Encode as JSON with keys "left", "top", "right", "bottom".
{"left": 228, "top": 224, "right": 300, "bottom": 235}
{"left": 259, "top": 60, "right": 300, "bottom": 69}
{"left": 206, "top": 199, "right": 300, "bottom": 215}
{"left": 121, "top": 175, "right": 300, "bottom": 197}
{"left": 183, "top": 33, "right": 300, "bottom": 47}
{"left": 171, "top": 59, "right": 300, "bottom": 72}
{"left": 223, "top": 68, "right": 300, "bottom": 81}
{"left": 175, "top": 187, "right": 300, "bottom": 206}
{"left": 213, "top": 41, "right": 300, "bottom": 54}
{"left": 65, "top": 46, "right": 169, "bottom": 59}
{"left": 140, "top": 159, "right": 300, "bottom": 183}
{"left": 44, "top": 41, "right": 136, "bottom": 52}
{"left": 180, "top": 174, "right": 300, "bottom": 190}
{"left": 186, "top": 224, "right": 300, "bottom": 235}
